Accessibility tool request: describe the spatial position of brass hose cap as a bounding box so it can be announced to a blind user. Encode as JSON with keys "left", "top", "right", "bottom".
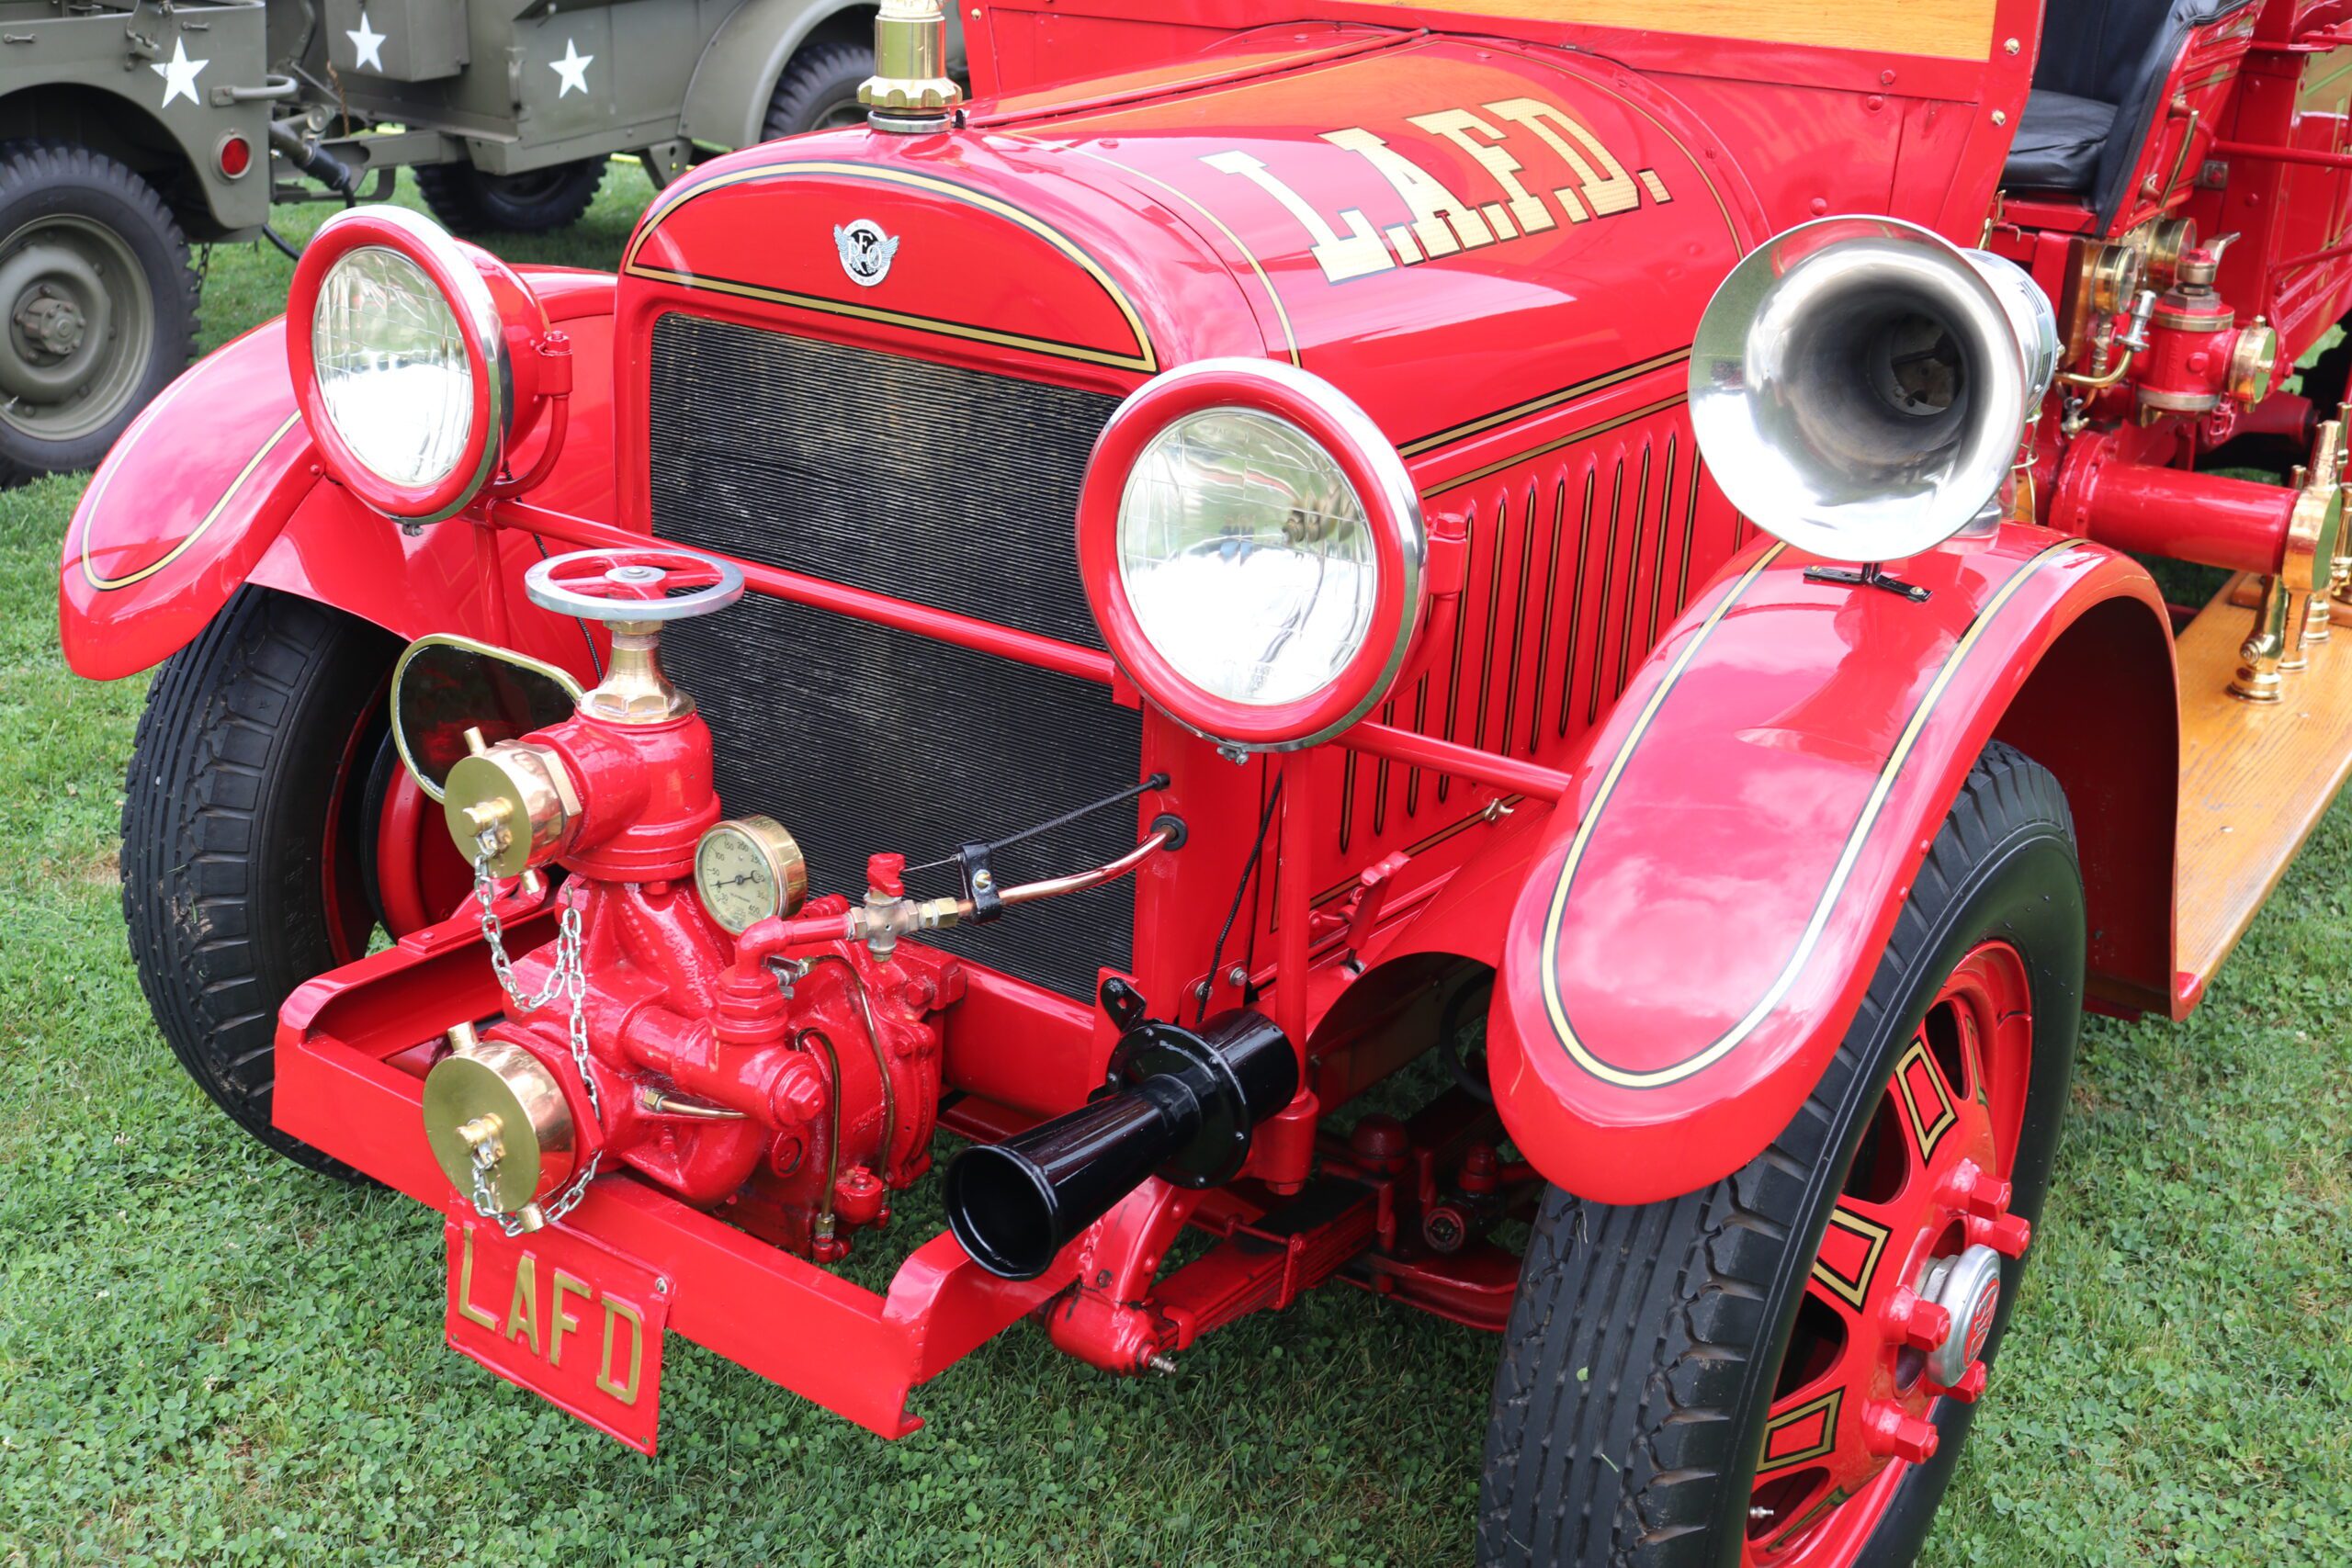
{"left": 423, "top": 1037, "right": 578, "bottom": 1214}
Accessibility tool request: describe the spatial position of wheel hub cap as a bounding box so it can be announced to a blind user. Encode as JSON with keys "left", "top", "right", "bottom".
{"left": 15, "top": 287, "right": 85, "bottom": 359}
{"left": 1918, "top": 1244, "right": 2002, "bottom": 1389}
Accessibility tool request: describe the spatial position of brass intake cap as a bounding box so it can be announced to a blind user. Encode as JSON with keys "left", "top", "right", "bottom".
{"left": 444, "top": 739, "right": 579, "bottom": 878}
{"left": 423, "top": 1037, "right": 578, "bottom": 1216}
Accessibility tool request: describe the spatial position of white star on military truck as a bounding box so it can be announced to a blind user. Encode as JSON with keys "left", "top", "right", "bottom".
{"left": 550, "top": 39, "right": 594, "bottom": 98}
{"left": 346, "top": 12, "right": 387, "bottom": 72}
{"left": 152, "top": 38, "right": 207, "bottom": 109}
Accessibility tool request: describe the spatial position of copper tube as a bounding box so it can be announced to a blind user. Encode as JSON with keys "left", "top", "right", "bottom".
{"left": 2055, "top": 348, "right": 2136, "bottom": 389}
{"left": 802, "top": 954, "right": 895, "bottom": 1179}
{"left": 997, "top": 826, "right": 1176, "bottom": 906}
{"left": 794, "top": 1026, "right": 844, "bottom": 1243}
{"left": 636, "top": 1086, "right": 747, "bottom": 1120}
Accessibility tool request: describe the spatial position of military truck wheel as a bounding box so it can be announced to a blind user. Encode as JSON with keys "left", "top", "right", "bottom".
{"left": 414, "top": 158, "right": 608, "bottom": 234}
{"left": 1477, "top": 742, "right": 2084, "bottom": 1567}
{"left": 763, "top": 40, "right": 876, "bottom": 139}
{"left": 121, "top": 588, "right": 419, "bottom": 1175}
{"left": 0, "top": 141, "right": 197, "bottom": 485}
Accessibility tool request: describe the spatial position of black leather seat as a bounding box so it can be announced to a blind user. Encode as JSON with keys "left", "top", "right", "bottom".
{"left": 2006, "top": 90, "right": 2118, "bottom": 191}
{"left": 2004, "top": 0, "right": 2256, "bottom": 218}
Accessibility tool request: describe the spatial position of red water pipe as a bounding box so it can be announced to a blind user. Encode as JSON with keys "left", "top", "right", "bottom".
{"left": 2050, "top": 432, "right": 2293, "bottom": 574}
{"left": 1342, "top": 720, "right": 1571, "bottom": 801}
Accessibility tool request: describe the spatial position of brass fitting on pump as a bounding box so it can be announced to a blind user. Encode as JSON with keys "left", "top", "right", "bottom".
{"left": 581, "top": 619, "right": 695, "bottom": 724}
{"left": 2233, "top": 422, "right": 2345, "bottom": 700}
{"left": 444, "top": 726, "right": 581, "bottom": 877}
{"left": 860, "top": 0, "right": 962, "bottom": 130}
{"left": 422, "top": 1028, "right": 578, "bottom": 1230}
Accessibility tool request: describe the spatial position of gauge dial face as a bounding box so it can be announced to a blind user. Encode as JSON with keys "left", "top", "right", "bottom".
{"left": 694, "top": 816, "right": 808, "bottom": 934}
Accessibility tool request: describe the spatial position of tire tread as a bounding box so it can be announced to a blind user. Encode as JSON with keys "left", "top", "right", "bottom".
{"left": 1477, "top": 743, "right": 2075, "bottom": 1567}
{"left": 121, "top": 589, "right": 396, "bottom": 1174}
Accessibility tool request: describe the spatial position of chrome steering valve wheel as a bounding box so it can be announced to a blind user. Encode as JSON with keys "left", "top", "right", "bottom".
{"left": 525, "top": 547, "right": 745, "bottom": 623}
{"left": 524, "top": 547, "right": 744, "bottom": 725}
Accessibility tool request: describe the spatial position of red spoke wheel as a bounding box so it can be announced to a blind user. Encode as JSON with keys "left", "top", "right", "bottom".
{"left": 1479, "top": 743, "right": 2084, "bottom": 1568}
{"left": 1745, "top": 942, "right": 2033, "bottom": 1562}
{"left": 122, "top": 588, "right": 464, "bottom": 1172}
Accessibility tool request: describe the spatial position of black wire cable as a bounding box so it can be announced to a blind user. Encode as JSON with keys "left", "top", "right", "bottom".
{"left": 1197, "top": 774, "right": 1283, "bottom": 1025}
{"left": 902, "top": 772, "right": 1170, "bottom": 875}
{"left": 529, "top": 532, "right": 604, "bottom": 678}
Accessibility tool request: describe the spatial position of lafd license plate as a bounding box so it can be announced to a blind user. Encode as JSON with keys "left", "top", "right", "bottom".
{"left": 444, "top": 1212, "right": 671, "bottom": 1453}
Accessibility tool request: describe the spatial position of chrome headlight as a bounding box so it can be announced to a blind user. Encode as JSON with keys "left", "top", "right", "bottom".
{"left": 1118, "top": 407, "right": 1381, "bottom": 706}
{"left": 312, "top": 245, "right": 476, "bottom": 490}
{"left": 1080, "top": 360, "right": 1425, "bottom": 751}
{"left": 289, "top": 206, "right": 535, "bottom": 523}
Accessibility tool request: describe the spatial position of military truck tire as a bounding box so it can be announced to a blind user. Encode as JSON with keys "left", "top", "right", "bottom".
{"left": 1477, "top": 742, "right": 2084, "bottom": 1567}
{"left": 763, "top": 41, "right": 876, "bottom": 139}
{"left": 0, "top": 141, "right": 197, "bottom": 485}
{"left": 121, "top": 587, "right": 406, "bottom": 1176}
{"left": 414, "top": 158, "right": 608, "bottom": 234}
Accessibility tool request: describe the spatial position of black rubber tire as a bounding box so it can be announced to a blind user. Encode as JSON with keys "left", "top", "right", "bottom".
{"left": 1477, "top": 742, "right": 2086, "bottom": 1567}
{"left": 121, "top": 588, "right": 402, "bottom": 1173}
{"left": 0, "top": 141, "right": 197, "bottom": 484}
{"left": 2295, "top": 334, "right": 2352, "bottom": 423}
{"left": 762, "top": 40, "right": 877, "bottom": 141}
{"left": 413, "top": 158, "right": 607, "bottom": 234}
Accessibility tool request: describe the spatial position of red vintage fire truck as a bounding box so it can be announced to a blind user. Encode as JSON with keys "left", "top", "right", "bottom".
{"left": 55, "top": 0, "right": 2352, "bottom": 1560}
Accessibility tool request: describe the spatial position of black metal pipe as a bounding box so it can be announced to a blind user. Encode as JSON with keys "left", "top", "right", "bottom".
{"left": 943, "top": 1010, "right": 1296, "bottom": 1280}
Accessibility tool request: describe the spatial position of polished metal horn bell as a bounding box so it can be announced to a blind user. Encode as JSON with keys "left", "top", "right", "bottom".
{"left": 1689, "top": 216, "right": 2057, "bottom": 563}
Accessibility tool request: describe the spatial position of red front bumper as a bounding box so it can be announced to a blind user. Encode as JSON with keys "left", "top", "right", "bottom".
{"left": 274, "top": 902, "right": 1077, "bottom": 1441}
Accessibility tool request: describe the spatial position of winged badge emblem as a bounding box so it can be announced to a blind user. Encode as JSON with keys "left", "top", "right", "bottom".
{"left": 833, "top": 219, "right": 900, "bottom": 288}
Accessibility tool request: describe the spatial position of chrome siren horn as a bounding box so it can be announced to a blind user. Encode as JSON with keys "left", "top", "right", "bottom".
{"left": 1689, "top": 216, "right": 2057, "bottom": 569}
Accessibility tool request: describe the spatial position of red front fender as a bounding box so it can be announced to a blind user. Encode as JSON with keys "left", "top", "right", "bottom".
{"left": 60, "top": 270, "right": 621, "bottom": 682}
{"left": 1487, "top": 528, "right": 2174, "bottom": 1206}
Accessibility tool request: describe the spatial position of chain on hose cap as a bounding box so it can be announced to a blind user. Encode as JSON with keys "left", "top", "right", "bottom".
{"left": 422, "top": 1025, "right": 579, "bottom": 1232}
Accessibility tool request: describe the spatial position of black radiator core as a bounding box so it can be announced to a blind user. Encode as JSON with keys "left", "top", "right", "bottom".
{"left": 648, "top": 314, "right": 1142, "bottom": 999}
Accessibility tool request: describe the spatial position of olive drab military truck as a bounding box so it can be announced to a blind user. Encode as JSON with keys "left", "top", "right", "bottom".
{"left": 0, "top": 0, "right": 956, "bottom": 483}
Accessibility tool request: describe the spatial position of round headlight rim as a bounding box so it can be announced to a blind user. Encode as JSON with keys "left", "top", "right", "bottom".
{"left": 1079, "top": 358, "right": 1426, "bottom": 754}
{"left": 288, "top": 205, "right": 512, "bottom": 524}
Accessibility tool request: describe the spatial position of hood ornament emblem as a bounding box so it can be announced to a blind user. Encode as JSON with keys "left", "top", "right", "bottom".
{"left": 833, "top": 220, "right": 899, "bottom": 288}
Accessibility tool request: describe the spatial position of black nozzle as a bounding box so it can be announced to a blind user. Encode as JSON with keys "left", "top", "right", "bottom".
{"left": 944, "top": 1010, "right": 1296, "bottom": 1280}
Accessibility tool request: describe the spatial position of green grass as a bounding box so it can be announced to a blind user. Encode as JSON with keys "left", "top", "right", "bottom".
{"left": 2, "top": 164, "right": 2350, "bottom": 1565}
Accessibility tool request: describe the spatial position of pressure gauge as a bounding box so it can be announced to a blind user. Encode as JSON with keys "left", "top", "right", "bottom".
{"left": 693, "top": 816, "right": 808, "bottom": 934}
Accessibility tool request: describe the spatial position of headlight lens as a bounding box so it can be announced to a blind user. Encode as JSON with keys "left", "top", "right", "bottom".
{"left": 1116, "top": 408, "right": 1377, "bottom": 707}
{"left": 311, "top": 245, "right": 476, "bottom": 489}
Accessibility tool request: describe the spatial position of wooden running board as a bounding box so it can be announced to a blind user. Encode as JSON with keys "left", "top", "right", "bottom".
{"left": 2173, "top": 572, "right": 2352, "bottom": 1002}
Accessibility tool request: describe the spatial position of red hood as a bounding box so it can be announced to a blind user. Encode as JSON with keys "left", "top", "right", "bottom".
{"left": 619, "top": 28, "right": 1762, "bottom": 470}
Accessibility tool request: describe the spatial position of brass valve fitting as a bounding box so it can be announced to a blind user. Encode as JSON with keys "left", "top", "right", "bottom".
{"left": 444, "top": 736, "right": 581, "bottom": 877}
{"left": 860, "top": 0, "right": 962, "bottom": 129}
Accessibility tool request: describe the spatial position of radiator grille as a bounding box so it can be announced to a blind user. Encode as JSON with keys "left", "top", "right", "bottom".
{"left": 648, "top": 314, "right": 1140, "bottom": 999}
{"left": 648, "top": 314, "right": 1119, "bottom": 646}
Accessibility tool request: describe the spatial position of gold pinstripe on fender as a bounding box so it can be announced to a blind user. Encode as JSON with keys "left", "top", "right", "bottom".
{"left": 1538, "top": 537, "right": 2084, "bottom": 1089}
